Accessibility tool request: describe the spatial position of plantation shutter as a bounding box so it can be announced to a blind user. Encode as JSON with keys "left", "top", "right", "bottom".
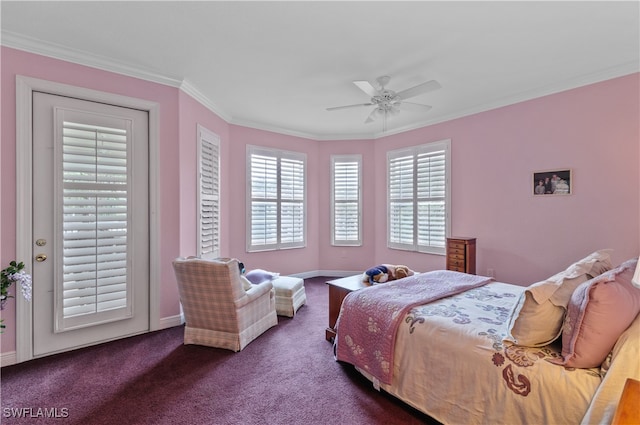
{"left": 416, "top": 149, "right": 446, "bottom": 249}
{"left": 280, "top": 156, "right": 305, "bottom": 246}
{"left": 248, "top": 146, "right": 306, "bottom": 251}
{"left": 388, "top": 140, "right": 450, "bottom": 254}
{"left": 250, "top": 152, "right": 279, "bottom": 248}
{"left": 197, "top": 126, "right": 220, "bottom": 258}
{"left": 332, "top": 156, "right": 362, "bottom": 245}
{"left": 60, "top": 120, "right": 131, "bottom": 329}
{"left": 389, "top": 154, "right": 415, "bottom": 247}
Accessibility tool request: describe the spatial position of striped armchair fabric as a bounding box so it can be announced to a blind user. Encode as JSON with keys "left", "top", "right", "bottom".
{"left": 172, "top": 257, "right": 278, "bottom": 352}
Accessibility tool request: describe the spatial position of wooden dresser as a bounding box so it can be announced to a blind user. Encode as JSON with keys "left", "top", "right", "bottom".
{"left": 446, "top": 237, "right": 476, "bottom": 274}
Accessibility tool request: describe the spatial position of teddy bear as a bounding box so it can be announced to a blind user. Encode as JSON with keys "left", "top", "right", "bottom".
{"left": 371, "top": 264, "right": 415, "bottom": 282}
{"left": 362, "top": 264, "right": 416, "bottom": 285}
{"left": 390, "top": 264, "right": 414, "bottom": 280}
{"left": 362, "top": 265, "right": 389, "bottom": 285}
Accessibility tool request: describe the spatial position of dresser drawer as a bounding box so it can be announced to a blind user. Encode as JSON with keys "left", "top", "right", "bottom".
{"left": 448, "top": 259, "right": 464, "bottom": 267}
{"left": 447, "top": 242, "right": 466, "bottom": 251}
{"left": 446, "top": 237, "right": 476, "bottom": 275}
{"left": 448, "top": 253, "right": 465, "bottom": 261}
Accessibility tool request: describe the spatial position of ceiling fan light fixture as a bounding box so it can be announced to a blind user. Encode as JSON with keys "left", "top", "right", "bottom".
{"left": 327, "top": 74, "right": 442, "bottom": 131}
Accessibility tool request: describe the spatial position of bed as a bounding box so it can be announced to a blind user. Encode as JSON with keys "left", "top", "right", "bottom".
{"left": 334, "top": 252, "right": 640, "bottom": 425}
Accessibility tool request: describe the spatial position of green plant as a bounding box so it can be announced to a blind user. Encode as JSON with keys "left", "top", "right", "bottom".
{"left": 1, "top": 260, "right": 32, "bottom": 331}
{"left": 2, "top": 261, "right": 24, "bottom": 300}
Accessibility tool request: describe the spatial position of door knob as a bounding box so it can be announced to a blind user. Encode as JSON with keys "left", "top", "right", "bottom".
{"left": 35, "top": 254, "right": 47, "bottom": 262}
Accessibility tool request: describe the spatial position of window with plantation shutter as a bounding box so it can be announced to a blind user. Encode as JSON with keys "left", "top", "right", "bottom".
{"left": 197, "top": 125, "right": 220, "bottom": 259}
{"left": 331, "top": 155, "right": 362, "bottom": 246}
{"left": 60, "top": 120, "right": 131, "bottom": 327}
{"left": 247, "top": 146, "right": 306, "bottom": 251}
{"left": 388, "top": 139, "right": 450, "bottom": 254}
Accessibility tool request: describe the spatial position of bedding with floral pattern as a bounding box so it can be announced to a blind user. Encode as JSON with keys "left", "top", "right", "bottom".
{"left": 338, "top": 280, "right": 637, "bottom": 425}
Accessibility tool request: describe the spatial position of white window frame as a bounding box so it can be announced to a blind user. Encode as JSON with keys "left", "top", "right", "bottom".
{"left": 246, "top": 145, "right": 306, "bottom": 252}
{"left": 197, "top": 124, "right": 220, "bottom": 259}
{"left": 387, "top": 139, "right": 451, "bottom": 255}
{"left": 331, "top": 154, "right": 362, "bottom": 246}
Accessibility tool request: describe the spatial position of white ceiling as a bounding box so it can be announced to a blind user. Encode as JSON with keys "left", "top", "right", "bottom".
{"left": 2, "top": 1, "right": 639, "bottom": 140}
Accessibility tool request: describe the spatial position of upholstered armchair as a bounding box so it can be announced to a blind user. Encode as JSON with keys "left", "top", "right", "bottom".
{"left": 172, "top": 257, "right": 278, "bottom": 352}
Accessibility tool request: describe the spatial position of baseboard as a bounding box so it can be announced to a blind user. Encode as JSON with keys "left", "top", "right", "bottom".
{"left": 158, "top": 314, "right": 183, "bottom": 329}
{"left": 290, "top": 270, "right": 362, "bottom": 279}
{"left": 1, "top": 275, "right": 350, "bottom": 367}
{"left": 1, "top": 315, "right": 184, "bottom": 368}
{"left": 1, "top": 351, "right": 18, "bottom": 367}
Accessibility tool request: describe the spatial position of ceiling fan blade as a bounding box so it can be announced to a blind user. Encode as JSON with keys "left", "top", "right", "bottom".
{"left": 396, "top": 80, "right": 442, "bottom": 100}
{"left": 402, "top": 102, "right": 433, "bottom": 111}
{"left": 364, "top": 108, "right": 380, "bottom": 123}
{"left": 353, "top": 80, "right": 379, "bottom": 98}
{"left": 326, "top": 103, "right": 373, "bottom": 111}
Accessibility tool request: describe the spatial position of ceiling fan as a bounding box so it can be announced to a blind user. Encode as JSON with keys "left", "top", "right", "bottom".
{"left": 326, "top": 75, "right": 442, "bottom": 131}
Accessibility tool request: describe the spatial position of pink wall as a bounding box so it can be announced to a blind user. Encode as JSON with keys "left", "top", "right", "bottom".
{"left": 1, "top": 47, "right": 182, "bottom": 352}
{"left": 1, "top": 45, "right": 638, "bottom": 358}
{"left": 371, "top": 74, "right": 640, "bottom": 284}
{"left": 317, "top": 140, "right": 378, "bottom": 273}
{"left": 315, "top": 74, "right": 639, "bottom": 284}
{"left": 177, "top": 91, "right": 231, "bottom": 258}
{"left": 226, "top": 125, "right": 321, "bottom": 274}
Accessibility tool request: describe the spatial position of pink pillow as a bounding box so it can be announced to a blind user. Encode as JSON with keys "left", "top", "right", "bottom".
{"left": 504, "top": 249, "right": 612, "bottom": 347}
{"left": 551, "top": 259, "right": 640, "bottom": 368}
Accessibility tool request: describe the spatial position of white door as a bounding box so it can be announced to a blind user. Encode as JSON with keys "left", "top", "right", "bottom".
{"left": 32, "top": 92, "right": 149, "bottom": 357}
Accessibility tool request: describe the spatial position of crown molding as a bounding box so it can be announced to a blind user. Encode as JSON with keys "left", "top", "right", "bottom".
{"left": 232, "top": 57, "right": 639, "bottom": 141}
{"left": 2, "top": 30, "right": 184, "bottom": 88}
{"left": 1, "top": 31, "right": 328, "bottom": 139}
{"left": 228, "top": 117, "right": 322, "bottom": 141}
{"left": 229, "top": 116, "right": 382, "bottom": 141}
{"left": 429, "top": 62, "right": 640, "bottom": 127}
{"left": 374, "top": 61, "right": 640, "bottom": 140}
{"left": 3, "top": 30, "right": 637, "bottom": 142}
{"left": 179, "top": 79, "right": 233, "bottom": 123}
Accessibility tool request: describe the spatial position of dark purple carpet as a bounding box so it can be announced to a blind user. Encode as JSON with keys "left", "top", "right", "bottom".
{"left": 1, "top": 277, "right": 440, "bottom": 424}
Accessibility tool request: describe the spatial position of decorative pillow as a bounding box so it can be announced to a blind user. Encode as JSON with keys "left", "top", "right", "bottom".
{"left": 504, "top": 249, "right": 613, "bottom": 347}
{"left": 550, "top": 258, "right": 640, "bottom": 368}
{"left": 245, "top": 269, "right": 280, "bottom": 285}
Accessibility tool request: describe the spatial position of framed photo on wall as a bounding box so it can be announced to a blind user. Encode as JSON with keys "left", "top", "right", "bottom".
{"left": 533, "top": 169, "right": 571, "bottom": 196}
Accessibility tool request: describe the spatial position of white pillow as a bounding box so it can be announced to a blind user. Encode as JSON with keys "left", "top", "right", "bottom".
{"left": 504, "top": 249, "right": 613, "bottom": 347}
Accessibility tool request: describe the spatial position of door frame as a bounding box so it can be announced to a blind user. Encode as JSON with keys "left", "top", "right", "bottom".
{"left": 15, "top": 75, "right": 161, "bottom": 363}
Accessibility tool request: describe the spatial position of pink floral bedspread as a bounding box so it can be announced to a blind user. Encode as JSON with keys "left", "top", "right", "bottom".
{"left": 335, "top": 270, "right": 493, "bottom": 384}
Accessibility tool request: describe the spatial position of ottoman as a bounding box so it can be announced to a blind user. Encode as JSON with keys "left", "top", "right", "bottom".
{"left": 271, "top": 276, "right": 306, "bottom": 317}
